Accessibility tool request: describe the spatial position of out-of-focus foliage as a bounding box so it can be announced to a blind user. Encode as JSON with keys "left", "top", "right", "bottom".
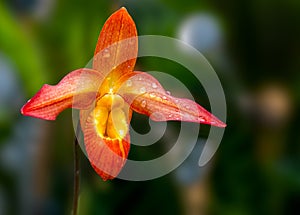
{"left": 0, "top": 0, "right": 299, "bottom": 214}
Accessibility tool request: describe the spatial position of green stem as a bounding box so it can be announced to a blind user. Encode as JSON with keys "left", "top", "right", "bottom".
{"left": 72, "top": 124, "right": 81, "bottom": 215}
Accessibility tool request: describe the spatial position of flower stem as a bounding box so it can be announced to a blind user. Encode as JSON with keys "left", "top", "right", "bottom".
{"left": 72, "top": 123, "right": 81, "bottom": 215}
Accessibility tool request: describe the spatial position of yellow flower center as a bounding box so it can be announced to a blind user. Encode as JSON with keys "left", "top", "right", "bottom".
{"left": 92, "top": 94, "right": 129, "bottom": 139}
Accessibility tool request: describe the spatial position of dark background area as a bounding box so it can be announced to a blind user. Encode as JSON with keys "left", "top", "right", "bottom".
{"left": 0, "top": 0, "right": 299, "bottom": 214}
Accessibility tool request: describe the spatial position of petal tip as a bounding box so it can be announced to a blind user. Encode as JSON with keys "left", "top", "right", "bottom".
{"left": 213, "top": 121, "right": 227, "bottom": 128}
{"left": 20, "top": 105, "right": 25, "bottom": 115}
{"left": 116, "top": 7, "right": 129, "bottom": 16}
{"left": 208, "top": 114, "right": 227, "bottom": 127}
{"left": 20, "top": 99, "right": 57, "bottom": 120}
{"left": 120, "top": 7, "right": 127, "bottom": 11}
{"left": 20, "top": 101, "right": 31, "bottom": 116}
{"left": 209, "top": 114, "right": 227, "bottom": 128}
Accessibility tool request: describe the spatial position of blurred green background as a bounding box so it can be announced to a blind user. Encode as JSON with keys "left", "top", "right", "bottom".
{"left": 0, "top": 0, "right": 300, "bottom": 214}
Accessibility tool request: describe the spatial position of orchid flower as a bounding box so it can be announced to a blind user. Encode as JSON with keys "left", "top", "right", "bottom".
{"left": 21, "top": 7, "right": 226, "bottom": 181}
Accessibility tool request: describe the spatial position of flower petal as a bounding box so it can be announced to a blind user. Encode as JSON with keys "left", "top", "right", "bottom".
{"left": 21, "top": 68, "right": 103, "bottom": 120}
{"left": 93, "top": 7, "right": 137, "bottom": 81}
{"left": 80, "top": 108, "right": 131, "bottom": 180}
{"left": 118, "top": 72, "right": 226, "bottom": 127}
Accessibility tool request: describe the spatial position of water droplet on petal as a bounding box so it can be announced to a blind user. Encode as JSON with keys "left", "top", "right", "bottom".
{"left": 162, "top": 96, "right": 167, "bottom": 100}
{"left": 149, "top": 92, "right": 156, "bottom": 98}
{"left": 166, "top": 91, "right": 171, "bottom": 95}
{"left": 157, "top": 96, "right": 163, "bottom": 101}
{"left": 199, "top": 117, "right": 205, "bottom": 122}
{"left": 151, "top": 83, "right": 158, "bottom": 89}
{"left": 129, "top": 39, "right": 135, "bottom": 45}
{"left": 139, "top": 87, "right": 146, "bottom": 94}
{"left": 126, "top": 80, "right": 132, "bottom": 87}
{"left": 185, "top": 105, "right": 190, "bottom": 109}
{"left": 103, "top": 49, "right": 110, "bottom": 58}
{"left": 138, "top": 76, "right": 143, "bottom": 81}
{"left": 141, "top": 100, "right": 147, "bottom": 108}
{"left": 168, "top": 114, "right": 173, "bottom": 118}
{"left": 175, "top": 99, "right": 179, "bottom": 103}
{"left": 119, "top": 130, "right": 125, "bottom": 137}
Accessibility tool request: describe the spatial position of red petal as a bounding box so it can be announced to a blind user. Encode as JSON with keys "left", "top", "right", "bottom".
{"left": 93, "top": 7, "right": 137, "bottom": 82}
{"left": 118, "top": 72, "right": 226, "bottom": 127}
{"left": 21, "top": 69, "right": 103, "bottom": 120}
{"left": 80, "top": 109, "right": 130, "bottom": 180}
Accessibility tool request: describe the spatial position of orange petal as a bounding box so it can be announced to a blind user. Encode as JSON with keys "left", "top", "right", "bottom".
{"left": 118, "top": 72, "right": 226, "bottom": 127}
{"left": 21, "top": 68, "right": 103, "bottom": 120}
{"left": 81, "top": 109, "right": 131, "bottom": 180}
{"left": 93, "top": 7, "right": 138, "bottom": 82}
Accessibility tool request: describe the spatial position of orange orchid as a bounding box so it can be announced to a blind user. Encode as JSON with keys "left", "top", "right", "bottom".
{"left": 21, "top": 8, "right": 226, "bottom": 180}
